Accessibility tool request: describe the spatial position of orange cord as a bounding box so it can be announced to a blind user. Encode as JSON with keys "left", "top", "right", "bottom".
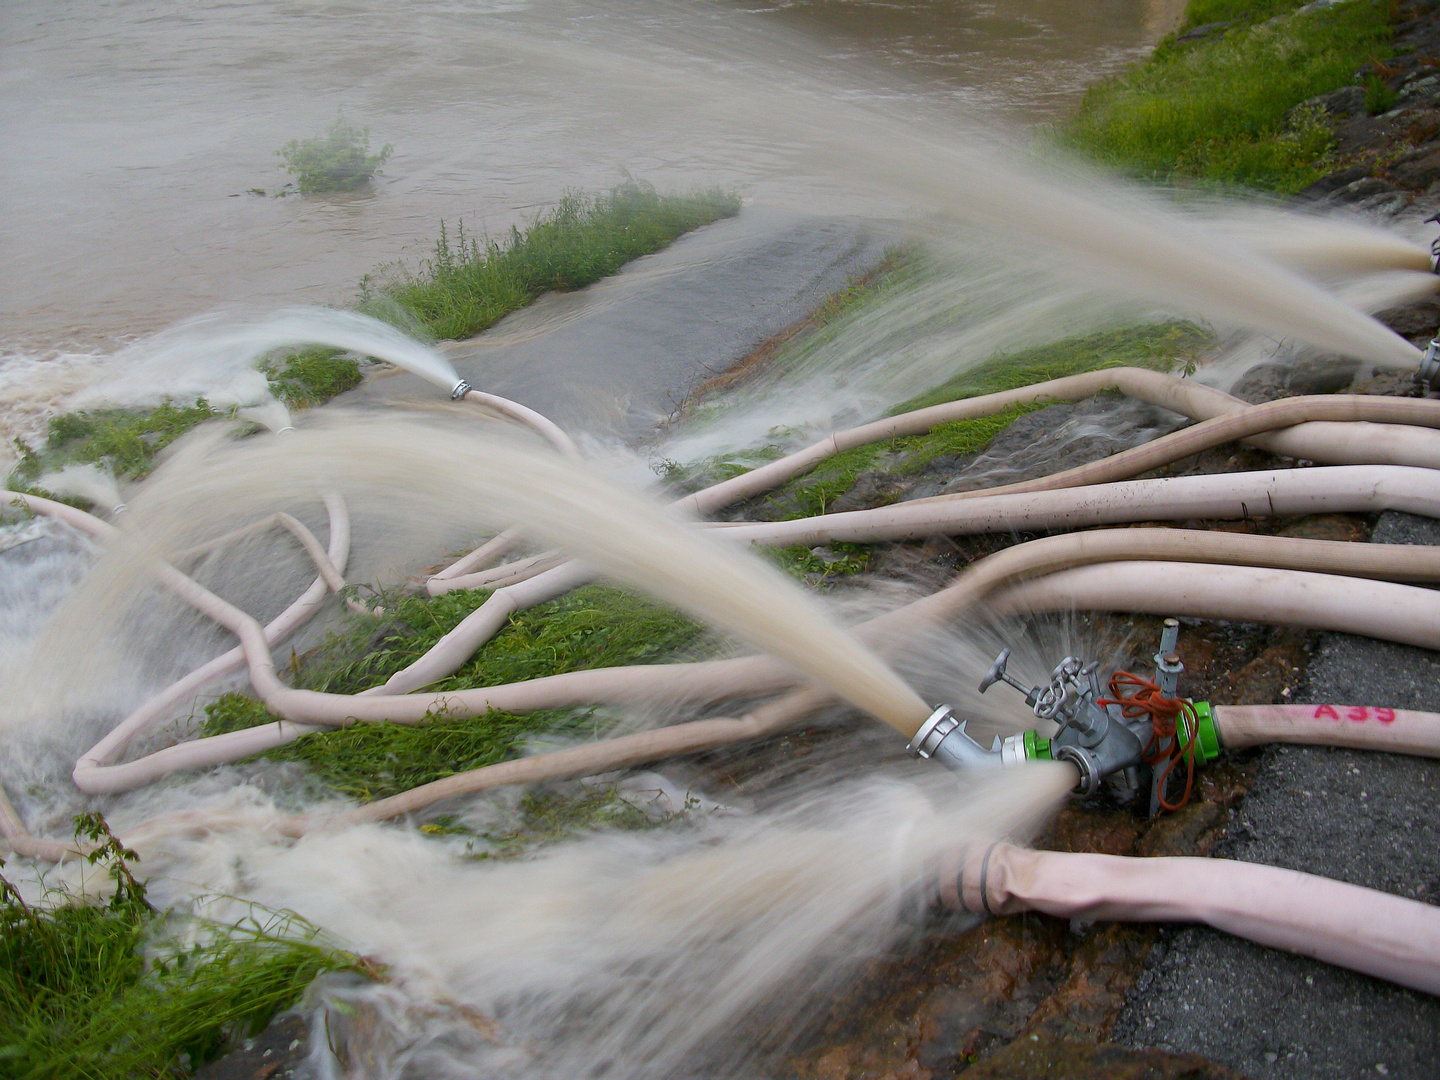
{"left": 1097, "top": 670, "right": 1197, "bottom": 811}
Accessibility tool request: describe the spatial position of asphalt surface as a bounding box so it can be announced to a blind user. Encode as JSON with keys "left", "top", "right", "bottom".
{"left": 346, "top": 206, "right": 895, "bottom": 442}
{"left": 1115, "top": 511, "right": 1440, "bottom": 1080}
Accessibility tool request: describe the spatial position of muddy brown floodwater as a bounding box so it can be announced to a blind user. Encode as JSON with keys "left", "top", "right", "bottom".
{"left": 0, "top": 0, "right": 1182, "bottom": 358}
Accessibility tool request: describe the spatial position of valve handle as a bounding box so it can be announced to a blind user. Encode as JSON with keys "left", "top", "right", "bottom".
{"left": 979, "top": 648, "right": 1012, "bottom": 694}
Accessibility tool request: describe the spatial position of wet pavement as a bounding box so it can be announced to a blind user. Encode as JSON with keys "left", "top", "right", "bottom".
{"left": 1112, "top": 512, "right": 1440, "bottom": 1080}
{"left": 345, "top": 206, "right": 895, "bottom": 442}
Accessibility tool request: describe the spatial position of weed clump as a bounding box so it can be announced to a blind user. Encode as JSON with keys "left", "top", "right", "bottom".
{"left": 0, "top": 816, "right": 362, "bottom": 1078}
{"left": 276, "top": 115, "right": 392, "bottom": 194}
{"left": 371, "top": 182, "right": 742, "bottom": 340}
{"left": 262, "top": 347, "right": 363, "bottom": 407}
{"left": 1060, "top": 0, "right": 1391, "bottom": 192}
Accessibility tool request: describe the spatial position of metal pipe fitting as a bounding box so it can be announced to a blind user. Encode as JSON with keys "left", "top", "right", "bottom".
{"left": 1418, "top": 340, "right": 1440, "bottom": 394}
{"left": 907, "top": 705, "right": 1005, "bottom": 771}
{"left": 450, "top": 378, "right": 473, "bottom": 400}
{"left": 1055, "top": 744, "right": 1101, "bottom": 795}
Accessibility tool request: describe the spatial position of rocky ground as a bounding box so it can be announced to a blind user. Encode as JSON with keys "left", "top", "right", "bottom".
{"left": 1297, "top": 0, "right": 1440, "bottom": 216}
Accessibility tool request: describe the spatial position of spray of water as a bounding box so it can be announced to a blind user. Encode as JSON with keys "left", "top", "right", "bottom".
{"left": 31, "top": 764, "right": 1071, "bottom": 1079}
{"left": 26, "top": 411, "right": 932, "bottom": 737}
{"left": 237, "top": 400, "right": 295, "bottom": 435}
{"left": 63, "top": 308, "right": 462, "bottom": 412}
{"left": 33, "top": 463, "right": 125, "bottom": 513}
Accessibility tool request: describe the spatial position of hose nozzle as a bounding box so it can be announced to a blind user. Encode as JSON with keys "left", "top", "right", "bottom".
{"left": 450, "top": 378, "right": 473, "bottom": 400}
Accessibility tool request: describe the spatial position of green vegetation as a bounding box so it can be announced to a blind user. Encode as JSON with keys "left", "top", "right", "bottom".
{"left": 1061, "top": 0, "right": 1393, "bottom": 192}
{"left": 204, "top": 695, "right": 596, "bottom": 803}
{"left": 5, "top": 349, "right": 361, "bottom": 498}
{"left": 200, "top": 584, "right": 706, "bottom": 801}
{"left": 369, "top": 182, "right": 742, "bottom": 340}
{"left": 890, "top": 321, "right": 1211, "bottom": 413}
{"left": 8, "top": 401, "right": 215, "bottom": 488}
{"left": 747, "top": 321, "right": 1210, "bottom": 520}
{"left": 0, "top": 817, "right": 362, "bottom": 1079}
{"left": 460, "top": 786, "right": 686, "bottom": 860}
{"left": 276, "top": 114, "right": 393, "bottom": 194}
{"left": 262, "top": 347, "right": 363, "bottom": 408}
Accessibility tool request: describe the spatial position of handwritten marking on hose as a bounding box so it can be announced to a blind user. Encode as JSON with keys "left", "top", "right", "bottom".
{"left": 1311, "top": 705, "right": 1396, "bottom": 724}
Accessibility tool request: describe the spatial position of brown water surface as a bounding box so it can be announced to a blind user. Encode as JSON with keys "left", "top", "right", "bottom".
{"left": 0, "top": 0, "right": 1181, "bottom": 357}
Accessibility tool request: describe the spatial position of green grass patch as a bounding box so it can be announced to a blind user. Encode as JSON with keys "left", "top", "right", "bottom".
{"left": 5, "top": 350, "right": 365, "bottom": 497}
{"left": 368, "top": 181, "right": 742, "bottom": 341}
{"left": 200, "top": 584, "right": 707, "bottom": 802}
{"left": 751, "top": 321, "right": 1210, "bottom": 519}
{"left": 1060, "top": 0, "right": 1393, "bottom": 192}
{"left": 460, "top": 786, "right": 686, "bottom": 861}
{"left": 262, "top": 347, "right": 363, "bottom": 408}
{"left": 204, "top": 694, "right": 596, "bottom": 803}
{"left": 890, "top": 321, "right": 1211, "bottom": 413}
{"left": 1, "top": 817, "right": 363, "bottom": 1079}
{"left": 765, "top": 542, "right": 872, "bottom": 580}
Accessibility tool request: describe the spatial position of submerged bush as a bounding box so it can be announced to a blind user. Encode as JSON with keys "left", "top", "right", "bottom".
{"left": 276, "top": 115, "right": 393, "bottom": 193}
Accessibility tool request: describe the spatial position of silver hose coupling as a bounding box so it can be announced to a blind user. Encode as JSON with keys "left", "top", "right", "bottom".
{"left": 907, "top": 705, "right": 1004, "bottom": 771}
{"left": 449, "top": 378, "right": 473, "bottom": 400}
{"left": 1418, "top": 339, "right": 1440, "bottom": 394}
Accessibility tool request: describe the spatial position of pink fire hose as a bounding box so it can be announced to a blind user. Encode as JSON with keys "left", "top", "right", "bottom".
{"left": 680, "top": 368, "right": 1440, "bottom": 516}
{"left": 950, "top": 842, "right": 1440, "bottom": 995}
{"left": 1212, "top": 704, "right": 1440, "bottom": 758}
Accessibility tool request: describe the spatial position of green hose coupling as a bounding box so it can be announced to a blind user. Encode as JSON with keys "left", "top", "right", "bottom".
{"left": 1188, "top": 701, "right": 1221, "bottom": 764}
{"left": 1022, "top": 729, "right": 1052, "bottom": 761}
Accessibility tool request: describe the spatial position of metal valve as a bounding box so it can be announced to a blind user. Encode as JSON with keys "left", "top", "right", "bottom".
{"left": 917, "top": 620, "right": 1219, "bottom": 814}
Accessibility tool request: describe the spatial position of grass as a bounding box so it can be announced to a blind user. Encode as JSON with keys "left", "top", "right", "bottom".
{"left": 368, "top": 181, "right": 742, "bottom": 341}
{"left": 262, "top": 347, "right": 363, "bottom": 408}
{"left": 4, "top": 350, "right": 363, "bottom": 499}
{"left": 276, "top": 114, "right": 392, "bottom": 194}
{"left": 199, "top": 584, "right": 707, "bottom": 801}
{"left": 1060, "top": 0, "right": 1394, "bottom": 192}
{"left": 748, "top": 321, "right": 1211, "bottom": 520}
{"left": 0, "top": 817, "right": 364, "bottom": 1079}
{"left": 460, "top": 786, "right": 687, "bottom": 861}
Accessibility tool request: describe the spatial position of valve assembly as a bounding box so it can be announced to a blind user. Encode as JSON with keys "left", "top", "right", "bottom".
{"left": 910, "top": 618, "right": 1221, "bottom": 814}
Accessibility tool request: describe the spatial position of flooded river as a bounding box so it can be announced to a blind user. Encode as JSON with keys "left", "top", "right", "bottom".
{"left": 1, "top": 0, "right": 1183, "bottom": 357}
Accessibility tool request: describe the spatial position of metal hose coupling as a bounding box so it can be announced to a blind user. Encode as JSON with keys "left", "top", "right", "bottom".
{"left": 1418, "top": 339, "right": 1440, "bottom": 394}
{"left": 449, "top": 378, "right": 473, "bottom": 400}
{"left": 907, "top": 705, "right": 1012, "bottom": 771}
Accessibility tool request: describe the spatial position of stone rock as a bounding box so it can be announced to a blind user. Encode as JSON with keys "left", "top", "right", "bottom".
{"left": 1293, "top": 164, "right": 1368, "bottom": 202}
{"left": 1294, "top": 84, "right": 1366, "bottom": 121}
{"left": 1390, "top": 145, "right": 1440, "bottom": 189}
{"left": 1230, "top": 355, "right": 1360, "bottom": 404}
{"left": 1376, "top": 296, "right": 1440, "bottom": 339}
{"left": 1175, "top": 20, "right": 1229, "bottom": 43}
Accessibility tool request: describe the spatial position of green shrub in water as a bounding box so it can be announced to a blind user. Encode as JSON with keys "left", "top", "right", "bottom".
{"left": 276, "top": 115, "right": 393, "bottom": 194}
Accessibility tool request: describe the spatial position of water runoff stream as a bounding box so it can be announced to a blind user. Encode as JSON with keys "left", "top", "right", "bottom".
{"left": 3, "top": 1, "right": 1435, "bottom": 1076}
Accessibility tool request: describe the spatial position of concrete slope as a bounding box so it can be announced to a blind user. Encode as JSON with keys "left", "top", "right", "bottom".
{"left": 345, "top": 206, "right": 894, "bottom": 441}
